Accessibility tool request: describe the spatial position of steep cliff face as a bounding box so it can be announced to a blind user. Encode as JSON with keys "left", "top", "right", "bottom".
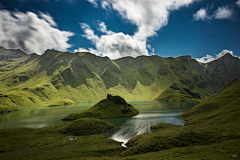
{"left": 0, "top": 47, "right": 239, "bottom": 110}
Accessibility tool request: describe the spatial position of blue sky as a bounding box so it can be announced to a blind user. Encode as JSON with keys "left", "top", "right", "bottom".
{"left": 0, "top": 0, "right": 240, "bottom": 62}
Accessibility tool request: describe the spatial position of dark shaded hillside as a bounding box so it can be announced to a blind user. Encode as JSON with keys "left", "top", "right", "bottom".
{"left": 0, "top": 47, "right": 240, "bottom": 110}
{"left": 0, "top": 47, "right": 28, "bottom": 62}
{"left": 206, "top": 53, "right": 240, "bottom": 90}
{"left": 181, "top": 77, "right": 240, "bottom": 126}
{"left": 155, "top": 53, "right": 240, "bottom": 102}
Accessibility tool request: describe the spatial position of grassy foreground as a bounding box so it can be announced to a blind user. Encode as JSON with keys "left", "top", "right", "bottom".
{"left": 0, "top": 124, "right": 239, "bottom": 160}
{"left": 0, "top": 123, "right": 124, "bottom": 160}
{"left": 59, "top": 118, "right": 115, "bottom": 135}
{"left": 0, "top": 79, "right": 240, "bottom": 159}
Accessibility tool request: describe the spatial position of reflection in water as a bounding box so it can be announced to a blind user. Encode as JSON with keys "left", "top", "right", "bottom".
{"left": 0, "top": 103, "right": 95, "bottom": 129}
{"left": 105, "top": 100, "right": 196, "bottom": 145}
{"left": 0, "top": 100, "right": 197, "bottom": 146}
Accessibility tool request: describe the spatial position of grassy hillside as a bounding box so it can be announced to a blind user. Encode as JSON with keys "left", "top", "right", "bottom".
{"left": 59, "top": 118, "right": 115, "bottom": 135}
{"left": 0, "top": 123, "right": 125, "bottom": 160}
{"left": 62, "top": 95, "right": 139, "bottom": 120}
{"left": 181, "top": 78, "right": 240, "bottom": 127}
{"left": 119, "top": 77, "right": 240, "bottom": 158}
{"left": 154, "top": 82, "right": 205, "bottom": 102}
{"left": 0, "top": 78, "right": 240, "bottom": 159}
{"left": 1, "top": 47, "right": 240, "bottom": 112}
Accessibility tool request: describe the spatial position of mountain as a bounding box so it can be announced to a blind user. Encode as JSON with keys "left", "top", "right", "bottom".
{"left": 0, "top": 47, "right": 240, "bottom": 111}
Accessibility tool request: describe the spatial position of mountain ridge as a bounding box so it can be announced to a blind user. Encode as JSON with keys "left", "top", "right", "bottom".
{"left": 0, "top": 47, "right": 240, "bottom": 111}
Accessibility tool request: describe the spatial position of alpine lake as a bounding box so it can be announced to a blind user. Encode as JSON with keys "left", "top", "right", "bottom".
{"left": 0, "top": 100, "right": 197, "bottom": 145}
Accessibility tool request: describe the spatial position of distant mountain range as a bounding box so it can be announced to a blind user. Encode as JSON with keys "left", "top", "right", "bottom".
{"left": 0, "top": 46, "right": 240, "bottom": 110}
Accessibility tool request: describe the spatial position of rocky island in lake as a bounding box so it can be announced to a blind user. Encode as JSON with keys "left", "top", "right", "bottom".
{"left": 62, "top": 94, "right": 139, "bottom": 120}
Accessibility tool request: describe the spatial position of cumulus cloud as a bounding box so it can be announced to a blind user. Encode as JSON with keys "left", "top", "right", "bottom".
{"left": 193, "top": 8, "right": 211, "bottom": 21}
{"left": 75, "top": 23, "right": 148, "bottom": 59}
{"left": 109, "top": 0, "right": 198, "bottom": 41}
{"left": 214, "top": 6, "right": 233, "bottom": 19}
{"left": 0, "top": 10, "right": 74, "bottom": 55}
{"left": 98, "top": 22, "right": 114, "bottom": 35}
{"left": 78, "top": 0, "right": 198, "bottom": 59}
{"left": 237, "top": 0, "right": 240, "bottom": 7}
{"left": 194, "top": 5, "right": 233, "bottom": 21}
{"left": 80, "top": 23, "right": 99, "bottom": 43}
{"left": 196, "top": 49, "right": 239, "bottom": 63}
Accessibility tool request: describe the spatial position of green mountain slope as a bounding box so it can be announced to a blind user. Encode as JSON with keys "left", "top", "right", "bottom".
{"left": 119, "top": 77, "right": 240, "bottom": 157}
{"left": 181, "top": 77, "right": 240, "bottom": 126}
{"left": 0, "top": 47, "right": 240, "bottom": 111}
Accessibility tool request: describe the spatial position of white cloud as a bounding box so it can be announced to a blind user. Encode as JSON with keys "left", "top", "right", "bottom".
{"left": 74, "top": 47, "right": 91, "bottom": 52}
{"left": 196, "top": 49, "right": 239, "bottom": 63}
{"left": 40, "top": 13, "right": 57, "bottom": 26}
{"left": 101, "top": 0, "right": 111, "bottom": 10}
{"left": 0, "top": 10, "right": 74, "bottom": 55}
{"left": 147, "top": 44, "right": 155, "bottom": 55}
{"left": 109, "top": 0, "right": 198, "bottom": 41}
{"left": 237, "top": 0, "right": 240, "bottom": 7}
{"left": 75, "top": 23, "right": 148, "bottom": 59}
{"left": 193, "top": 8, "right": 211, "bottom": 21}
{"left": 80, "top": 23, "right": 99, "bottom": 43}
{"left": 196, "top": 54, "right": 215, "bottom": 63}
{"left": 214, "top": 6, "right": 233, "bottom": 19}
{"left": 193, "top": 5, "right": 234, "bottom": 21}
{"left": 98, "top": 22, "right": 114, "bottom": 35}
{"left": 87, "top": 0, "right": 98, "bottom": 8}
{"left": 81, "top": 0, "right": 198, "bottom": 59}
{"left": 216, "top": 49, "right": 233, "bottom": 58}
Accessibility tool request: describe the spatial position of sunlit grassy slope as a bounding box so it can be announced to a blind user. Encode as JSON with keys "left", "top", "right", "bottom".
{"left": 1, "top": 47, "right": 240, "bottom": 111}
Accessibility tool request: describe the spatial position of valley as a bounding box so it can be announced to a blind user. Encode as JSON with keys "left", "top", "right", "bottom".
{"left": 1, "top": 0, "right": 240, "bottom": 159}
{"left": 0, "top": 76, "right": 239, "bottom": 159}
{"left": 1, "top": 47, "right": 240, "bottom": 112}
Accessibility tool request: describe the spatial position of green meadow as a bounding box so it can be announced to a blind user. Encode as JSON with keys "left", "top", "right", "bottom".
{"left": 0, "top": 77, "right": 240, "bottom": 159}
